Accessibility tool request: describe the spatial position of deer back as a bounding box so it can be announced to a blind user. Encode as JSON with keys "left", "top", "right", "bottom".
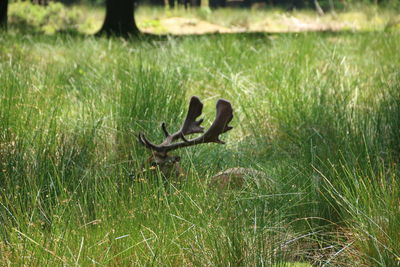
{"left": 210, "top": 167, "right": 274, "bottom": 191}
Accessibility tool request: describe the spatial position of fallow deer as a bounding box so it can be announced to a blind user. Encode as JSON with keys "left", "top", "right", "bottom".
{"left": 138, "top": 96, "right": 270, "bottom": 189}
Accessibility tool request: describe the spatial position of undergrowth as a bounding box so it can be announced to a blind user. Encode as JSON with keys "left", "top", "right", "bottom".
{"left": 0, "top": 29, "right": 399, "bottom": 265}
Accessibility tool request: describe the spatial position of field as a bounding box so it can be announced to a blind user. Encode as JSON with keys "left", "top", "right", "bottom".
{"left": 1, "top": 4, "right": 400, "bottom": 266}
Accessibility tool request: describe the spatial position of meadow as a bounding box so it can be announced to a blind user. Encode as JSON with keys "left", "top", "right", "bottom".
{"left": 1, "top": 5, "right": 400, "bottom": 266}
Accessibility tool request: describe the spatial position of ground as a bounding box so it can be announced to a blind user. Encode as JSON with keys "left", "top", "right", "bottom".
{"left": 136, "top": 7, "right": 400, "bottom": 34}
{"left": 77, "top": 5, "right": 400, "bottom": 34}
{"left": 140, "top": 14, "right": 348, "bottom": 34}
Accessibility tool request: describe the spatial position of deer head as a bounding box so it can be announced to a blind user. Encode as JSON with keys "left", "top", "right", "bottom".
{"left": 138, "top": 96, "right": 233, "bottom": 179}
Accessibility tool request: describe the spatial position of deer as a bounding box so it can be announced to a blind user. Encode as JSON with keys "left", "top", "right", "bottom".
{"left": 138, "top": 96, "right": 271, "bottom": 190}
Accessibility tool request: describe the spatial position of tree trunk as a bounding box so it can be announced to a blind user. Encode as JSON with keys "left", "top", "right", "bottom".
{"left": 190, "top": 0, "right": 201, "bottom": 7}
{"left": 209, "top": 0, "right": 226, "bottom": 8}
{"left": 31, "top": 0, "right": 49, "bottom": 6}
{"left": 0, "top": 0, "right": 8, "bottom": 30}
{"left": 97, "top": 0, "right": 140, "bottom": 37}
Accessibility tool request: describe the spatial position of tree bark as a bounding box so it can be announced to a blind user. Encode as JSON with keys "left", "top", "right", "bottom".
{"left": 189, "top": 0, "right": 201, "bottom": 7}
{"left": 0, "top": 0, "right": 8, "bottom": 30}
{"left": 209, "top": 0, "right": 226, "bottom": 8}
{"left": 31, "top": 0, "right": 49, "bottom": 6}
{"left": 97, "top": 0, "right": 140, "bottom": 37}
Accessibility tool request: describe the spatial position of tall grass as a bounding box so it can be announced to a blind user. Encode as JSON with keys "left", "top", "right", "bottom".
{"left": 0, "top": 30, "right": 399, "bottom": 265}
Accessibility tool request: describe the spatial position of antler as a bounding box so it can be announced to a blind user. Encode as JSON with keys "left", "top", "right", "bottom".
{"left": 138, "top": 96, "right": 233, "bottom": 153}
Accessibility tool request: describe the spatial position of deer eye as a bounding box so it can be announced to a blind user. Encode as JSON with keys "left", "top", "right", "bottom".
{"left": 150, "top": 161, "right": 158, "bottom": 167}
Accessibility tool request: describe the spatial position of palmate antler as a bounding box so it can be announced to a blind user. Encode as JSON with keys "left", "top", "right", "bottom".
{"left": 138, "top": 96, "right": 233, "bottom": 153}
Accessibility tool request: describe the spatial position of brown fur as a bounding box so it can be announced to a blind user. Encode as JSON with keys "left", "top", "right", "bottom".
{"left": 210, "top": 167, "right": 274, "bottom": 190}
{"left": 146, "top": 151, "right": 186, "bottom": 184}
{"left": 145, "top": 154, "right": 273, "bottom": 191}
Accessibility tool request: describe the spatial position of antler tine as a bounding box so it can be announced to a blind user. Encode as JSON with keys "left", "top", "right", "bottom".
{"left": 157, "top": 96, "right": 205, "bottom": 144}
{"left": 138, "top": 97, "right": 233, "bottom": 153}
{"left": 138, "top": 96, "right": 205, "bottom": 152}
{"left": 138, "top": 133, "right": 162, "bottom": 151}
{"left": 179, "top": 96, "right": 204, "bottom": 136}
{"left": 138, "top": 132, "right": 168, "bottom": 153}
{"left": 200, "top": 99, "right": 233, "bottom": 144}
{"left": 161, "top": 122, "right": 170, "bottom": 138}
{"left": 141, "top": 99, "right": 233, "bottom": 153}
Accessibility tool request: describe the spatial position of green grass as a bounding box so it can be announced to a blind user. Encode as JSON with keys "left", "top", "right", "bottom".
{"left": 0, "top": 27, "right": 399, "bottom": 265}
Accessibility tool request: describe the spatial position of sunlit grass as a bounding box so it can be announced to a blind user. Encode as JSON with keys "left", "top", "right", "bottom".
{"left": 1, "top": 22, "right": 399, "bottom": 265}
{"left": 7, "top": 2, "right": 400, "bottom": 34}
